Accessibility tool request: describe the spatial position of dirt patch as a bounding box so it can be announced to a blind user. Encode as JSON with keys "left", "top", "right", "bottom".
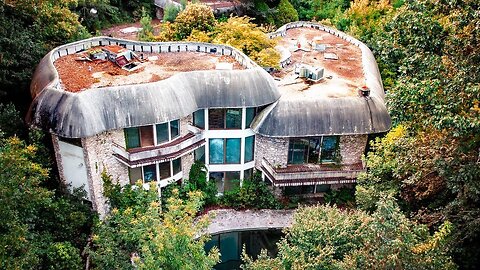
{"left": 54, "top": 50, "right": 244, "bottom": 92}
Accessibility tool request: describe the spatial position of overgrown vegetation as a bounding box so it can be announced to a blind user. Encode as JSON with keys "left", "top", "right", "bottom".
{"left": 140, "top": 3, "right": 281, "bottom": 68}
{"left": 221, "top": 174, "right": 281, "bottom": 209}
{"left": 243, "top": 197, "right": 456, "bottom": 270}
{"left": 88, "top": 175, "right": 219, "bottom": 270}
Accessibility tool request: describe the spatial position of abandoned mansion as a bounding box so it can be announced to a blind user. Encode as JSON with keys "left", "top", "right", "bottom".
{"left": 27, "top": 22, "right": 391, "bottom": 215}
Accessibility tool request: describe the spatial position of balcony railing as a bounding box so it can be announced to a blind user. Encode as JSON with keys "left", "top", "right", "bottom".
{"left": 260, "top": 158, "right": 365, "bottom": 187}
{"left": 112, "top": 132, "right": 205, "bottom": 167}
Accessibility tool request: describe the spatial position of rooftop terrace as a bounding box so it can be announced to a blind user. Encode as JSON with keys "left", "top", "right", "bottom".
{"left": 273, "top": 27, "right": 364, "bottom": 99}
{"left": 54, "top": 48, "right": 243, "bottom": 92}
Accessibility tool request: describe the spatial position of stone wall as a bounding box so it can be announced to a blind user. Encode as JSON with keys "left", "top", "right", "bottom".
{"left": 255, "top": 135, "right": 289, "bottom": 169}
{"left": 51, "top": 135, "right": 66, "bottom": 186}
{"left": 339, "top": 135, "right": 368, "bottom": 165}
{"left": 82, "top": 129, "right": 129, "bottom": 218}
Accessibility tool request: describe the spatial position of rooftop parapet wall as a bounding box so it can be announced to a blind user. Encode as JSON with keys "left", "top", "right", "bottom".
{"left": 268, "top": 21, "right": 384, "bottom": 101}
{"left": 251, "top": 22, "right": 391, "bottom": 137}
{"left": 27, "top": 37, "right": 279, "bottom": 138}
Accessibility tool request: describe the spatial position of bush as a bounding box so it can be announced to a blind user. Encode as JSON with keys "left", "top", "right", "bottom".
{"left": 221, "top": 174, "right": 280, "bottom": 209}
{"left": 324, "top": 187, "right": 355, "bottom": 206}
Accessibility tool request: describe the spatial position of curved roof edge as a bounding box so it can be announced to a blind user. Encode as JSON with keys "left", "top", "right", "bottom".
{"left": 251, "top": 22, "right": 391, "bottom": 137}
{"left": 27, "top": 37, "right": 280, "bottom": 138}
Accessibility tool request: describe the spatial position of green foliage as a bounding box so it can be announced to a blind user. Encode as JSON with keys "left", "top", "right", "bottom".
{"left": 290, "top": 0, "right": 350, "bottom": 21}
{"left": 184, "top": 161, "right": 218, "bottom": 205}
{"left": 0, "top": 136, "right": 95, "bottom": 269}
{"left": 102, "top": 170, "right": 158, "bottom": 212}
{"left": 163, "top": 3, "right": 181, "bottom": 22}
{"left": 244, "top": 198, "right": 457, "bottom": 269}
{"left": 350, "top": 0, "right": 480, "bottom": 268}
{"left": 273, "top": 0, "right": 298, "bottom": 27}
{"left": 89, "top": 184, "right": 219, "bottom": 270}
{"left": 174, "top": 3, "right": 215, "bottom": 40}
{"left": 211, "top": 16, "right": 280, "bottom": 67}
{"left": 221, "top": 174, "right": 280, "bottom": 209}
{"left": 324, "top": 187, "right": 355, "bottom": 206}
{"left": 0, "top": 103, "right": 25, "bottom": 138}
{"left": 138, "top": 7, "right": 155, "bottom": 41}
{"left": 45, "top": 242, "right": 83, "bottom": 270}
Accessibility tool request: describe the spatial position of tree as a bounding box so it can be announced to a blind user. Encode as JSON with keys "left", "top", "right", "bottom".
{"left": 174, "top": 3, "right": 215, "bottom": 40}
{"left": 163, "top": 3, "right": 181, "bottom": 22}
{"left": 0, "top": 136, "right": 94, "bottom": 269}
{"left": 243, "top": 198, "right": 456, "bottom": 270}
{"left": 211, "top": 16, "right": 280, "bottom": 67}
{"left": 272, "top": 0, "right": 298, "bottom": 27}
{"left": 138, "top": 7, "right": 155, "bottom": 41}
{"left": 88, "top": 177, "right": 219, "bottom": 270}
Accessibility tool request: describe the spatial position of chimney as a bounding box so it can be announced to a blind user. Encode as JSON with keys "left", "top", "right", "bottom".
{"left": 358, "top": 86, "right": 370, "bottom": 97}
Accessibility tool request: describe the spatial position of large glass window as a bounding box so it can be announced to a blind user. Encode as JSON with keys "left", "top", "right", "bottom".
{"left": 170, "top": 120, "right": 179, "bottom": 139}
{"left": 209, "top": 139, "right": 224, "bottom": 164}
{"left": 159, "top": 161, "right": 171, "bottom": 179}
{"left": 139, "top": 126, "right": 154, "bottom": 147}
{"left": 172, "top": 158, "right": 182, "bottom": 175}
{"left": 226, "top": 138, "right": 241, "bottom": 164}
{"left": 194, "top": 146, "right": 205, "bottom": 164}
{"left": 224, "top": 171, "right": 240, "bottom": 191}
{"left": 245, "top": 108, "right": 255, "bottom": 128}
{"left": 244, "top": 136, "right": 254, "bottom": 162}
{"left": 129, "top": 167, "right": 142, "bottom": 184}
{"left": 143, "top": 164, "right": 157, "bottom": 183}
{"left": 193, "top": 109, "right": 205, "bottom": 129}
{"left": 321, "top": 136, "right": 338, "bottom": 162}
{"left": 287, "top": 136, "right": 338, "bottom": 164}
{"left": 208, "top": 109, "right": 225, "bottom": 129}
{"left": 156, "top": 123, "right": 169, "bottom": 144}
{"left": 125, "top": 127, "right": 140, "bottom": 149}
{"left": 226, "top": 109, "right": 242, "bottom": 129}
{"left": 210, "top": 172, "right": 224, "bottom": 193}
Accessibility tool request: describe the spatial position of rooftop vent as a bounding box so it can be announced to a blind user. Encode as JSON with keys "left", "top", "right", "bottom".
{"left": 358, "top": 86, "right": 370, "bottom": 97}
{"left": 296, "top": 64, "right": 324, "bottom": 82}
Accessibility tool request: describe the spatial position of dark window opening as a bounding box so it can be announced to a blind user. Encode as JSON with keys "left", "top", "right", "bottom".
{"left": 193, "top": 109, "right": 205, "bottom": 129}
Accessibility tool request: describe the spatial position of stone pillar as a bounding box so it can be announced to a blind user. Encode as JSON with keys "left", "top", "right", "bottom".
{"left": 339, "top": 135, "right": 368, "bottom": 165}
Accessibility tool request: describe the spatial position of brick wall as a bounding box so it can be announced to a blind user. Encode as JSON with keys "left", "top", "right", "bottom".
{"left": 339, "top": 135, "right": 368, "bottom": 165}
{"left": 254, "top": 135, "right": 289, "bottom": 169}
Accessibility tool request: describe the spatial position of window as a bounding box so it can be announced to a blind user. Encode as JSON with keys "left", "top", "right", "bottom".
{"left": 156, "top": 123, "right": 169, "bottom": 144}
{"left": 210, "top": 171, "right": 240, "bottom": 193}
{"left": 172, "top": 158, "right": 182, "bottom": 175}
{"left": 170, "top": 120, "right": 179, "bottom": 139}
{"left": 209, "top": 109, "right": 225, "bottom": 129}
{"left": 208, "top": 108, "right": 242, "bottom": 129}
{"left": 209, "top": 138, "right": 241, "bottom": 164}
{"left": 210, "top": 172, "right": 224, "bottom": 193}
{"left": 224, "top": 171, "right": 240, "bottom": 191}
{"left": 244, "top": 168, "right": 253, "bottom": 180}
{"left": 209, "top": 139, "right": 224, "bottom": 164}
{"left": 244, "top": 136, "right": 254, "bottom": 162}
{"left": 194, "top": 146, "right": 205, "bottom": 163}
{"left": 129, "top": 167, "right": 142, "bottom": 184}
{"left": 287, "top": 136, "right": 338, "bottom": 164}
{"left": 159, "top": 161, "right": 171, "bottom": 179}
{"left": 125, "top": 127, "right": 140, "bottom": 149}
{"left": 321, "top": 136, "right": 338, "bottom": 162}
{"left": 226, "top": 109, "right": 242, "bottom": 129}
{"left": 143, "top": 164, "right": 157, "bottom": 183}
{"left": 126, "top": 120, "right": 180, "bottom": 148}
{"left": 193, "top": 109, "right": 205, "bottom": 129}
{"left": 245, "top": 108, "right": 255, "bottom": 127}
{"left": 225, "top": 138, "right": 241, "bottom": 164}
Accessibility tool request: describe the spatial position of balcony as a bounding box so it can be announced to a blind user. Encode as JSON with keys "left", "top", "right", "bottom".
{"left": 260, "top": 158, "right": 365, "bottom": 187}
{"left": 112, "top": 131, "right": 205, "bottom": 167}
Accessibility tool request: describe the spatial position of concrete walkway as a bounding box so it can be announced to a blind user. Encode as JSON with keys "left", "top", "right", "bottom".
{"left": 203, "top": 209, "right": 295, "bottom": 235}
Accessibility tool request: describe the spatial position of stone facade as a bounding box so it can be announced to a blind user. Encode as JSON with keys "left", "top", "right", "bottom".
{"left": 255, "top": 134, "right": 289, "bottom": 168}
{"left": 339, "top": 135, "right": 368, "bottom": 165}
{"left": 51, "top": 135, "right": 66, "bottom": 186}
{"left": 82, "top": 130, "right": 129, "bottom": 217}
